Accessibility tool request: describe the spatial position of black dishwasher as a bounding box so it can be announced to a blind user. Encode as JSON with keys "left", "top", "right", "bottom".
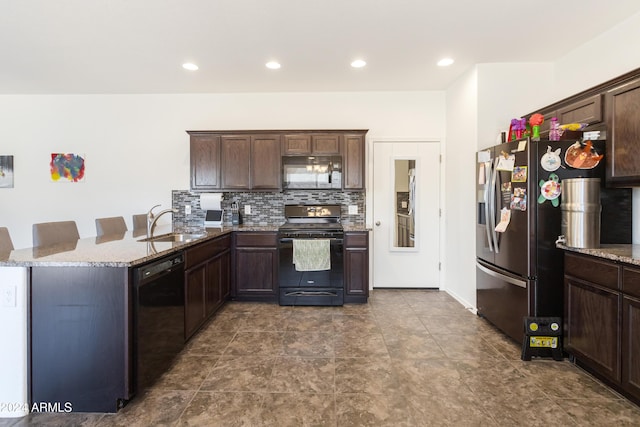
{"left": 133, "top": 252, "right": 185, "bottom": 393}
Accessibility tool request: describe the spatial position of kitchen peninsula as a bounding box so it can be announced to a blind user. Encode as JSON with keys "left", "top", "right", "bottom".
{"left": 0, "top": 225, "right": 236, "bottom": 414}
{"left": 0, "top": 222, "right": 369, "bottom": 415}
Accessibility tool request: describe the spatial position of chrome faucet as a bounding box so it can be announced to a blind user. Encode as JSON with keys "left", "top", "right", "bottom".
{"left": 147, "top": 204, "right": 178, "bottom": 238}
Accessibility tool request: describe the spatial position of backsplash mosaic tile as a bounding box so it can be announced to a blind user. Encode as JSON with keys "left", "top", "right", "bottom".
{"left": 172, "top": 190, "right": 365, "bottom": 228}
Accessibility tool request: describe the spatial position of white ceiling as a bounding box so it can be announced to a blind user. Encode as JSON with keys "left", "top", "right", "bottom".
{"left": 2, "top": 0, "right": 640, "bottom": 94}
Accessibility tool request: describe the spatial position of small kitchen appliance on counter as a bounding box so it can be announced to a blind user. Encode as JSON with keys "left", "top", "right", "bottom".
{"left": 231, "top": 202, "right": 242, "bottom": 225}
{"left": 559, "top": 178, "right": 601, "bottom": 248}
{"left": 201, "top": 193, "right": 223, "bottom": 228}
{"left": 278, "top": 204, "right": 344, "bottom": 306}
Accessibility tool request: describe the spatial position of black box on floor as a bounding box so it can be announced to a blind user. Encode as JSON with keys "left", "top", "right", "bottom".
{"left": 521, "top": 317, "right": 563, "bottom": 361}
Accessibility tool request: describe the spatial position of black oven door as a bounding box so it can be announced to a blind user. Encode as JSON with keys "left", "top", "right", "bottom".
{"left": 278, "top": 236, "right": 344, "bottom": 306}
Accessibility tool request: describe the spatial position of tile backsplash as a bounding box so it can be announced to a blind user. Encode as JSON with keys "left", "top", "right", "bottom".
{"left": 173, "top": 190, "right": 365, "bottom": 228}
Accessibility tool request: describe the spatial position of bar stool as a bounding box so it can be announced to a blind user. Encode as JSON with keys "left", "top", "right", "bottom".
{"left": 132, "top": 214, "right": 147, "bottom": 230}
{"left": 95, "top": 216, "right": 128, "bottom": 237}
{"left": 0, "top": 227, "right": 14, "bottom": 253}
{"left": 32, "top": 221, "right": 80, "bottom": 248}
{"left": 132, "top": 214, "right": 147, "bottom": 236}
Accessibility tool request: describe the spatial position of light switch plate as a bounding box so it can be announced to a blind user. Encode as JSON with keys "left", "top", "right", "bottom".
{"left": 244, "top": 205, "right": 251, "bottom": 215}
{"left": 348, "top": 205, "right": 358, "bottom": 215}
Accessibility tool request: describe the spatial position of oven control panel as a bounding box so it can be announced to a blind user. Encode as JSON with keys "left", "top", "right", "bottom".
{"left": 279, "top": 231, "right": 343, "bottom": 240}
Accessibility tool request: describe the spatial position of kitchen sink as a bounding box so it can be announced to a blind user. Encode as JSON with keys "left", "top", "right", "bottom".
{"left": 138, "top": 233, "right": 206, "bottom": 243}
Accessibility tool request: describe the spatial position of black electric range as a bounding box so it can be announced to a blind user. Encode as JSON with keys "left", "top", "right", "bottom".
{"left": 278, "top": 205, "right": 344, "bottom": 306}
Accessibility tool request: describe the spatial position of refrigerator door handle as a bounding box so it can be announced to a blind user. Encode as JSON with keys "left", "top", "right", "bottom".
{"left": 489, "top": 157, "right": 500, "bottom": 253}
{"left": 483, "top": 161, "right": 493, "bottom": 252}
{"left": 476, "top": 261, "right": 527, "bottom": 288}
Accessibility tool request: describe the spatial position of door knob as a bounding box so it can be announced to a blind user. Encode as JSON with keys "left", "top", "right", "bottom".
{"left": 375, "top": 221, "right": 381, "bottom": 226}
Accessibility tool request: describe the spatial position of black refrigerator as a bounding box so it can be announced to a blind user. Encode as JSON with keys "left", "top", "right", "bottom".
{"left": 475, "top": 138, "right": 632, "bottom": 343}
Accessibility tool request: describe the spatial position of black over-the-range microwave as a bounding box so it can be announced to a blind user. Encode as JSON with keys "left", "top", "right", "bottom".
{"left": 282, "top": 156, "right": 342, "bottom": 189}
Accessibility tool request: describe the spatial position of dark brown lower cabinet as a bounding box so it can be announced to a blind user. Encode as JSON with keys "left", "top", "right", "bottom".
{"left": 622, "top": 294, "right": 640, "bottom": 401}
{"left": 220, "top": 250, "right": 231, "bottom": 301}
{"left": 184, "top": 234, "right": 231, "bottom": 339}
{"left": 344, "top": 231, "right": 369, "bottom": 303}
{"left": 184, "top": 262, "right": 207, "bottom": 339}
{"left": 565, "top": 275, "right": 620, "bottom": 381}
{"left": 564, "top": 252, "right": 640, "bottom": 405}
{"left": 233, "top": 232, "right": 278, "bottom": 301}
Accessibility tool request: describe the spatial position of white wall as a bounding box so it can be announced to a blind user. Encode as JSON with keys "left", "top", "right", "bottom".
{"left": 0, "top": 91, "right": 445, "bottom": 249}
{"left": 443, "top": 67, "right": 478, "bottom": 308}
{"left": 476, "top": 63, "right": 555, "bottom": 147}
{"left": 554, "top": 11, "right": 640, "bottom": 100}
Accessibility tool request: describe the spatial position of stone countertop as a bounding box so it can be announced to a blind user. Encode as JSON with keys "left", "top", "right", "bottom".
{"left": 0, "top": 223, "right": 370, "bottom": 268}
{"left": 557, "top": 243, "right": 640, "bottom": 267}
{"left": 0, "top": 224, "right": 279, "bottom": 268}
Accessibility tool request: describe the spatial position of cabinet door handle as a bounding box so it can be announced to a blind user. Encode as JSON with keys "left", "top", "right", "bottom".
{"left": 375, "top": 221, "right": 381, "bottom": 226}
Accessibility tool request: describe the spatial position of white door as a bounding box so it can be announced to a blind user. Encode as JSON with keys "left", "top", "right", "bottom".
{"left": 372, "top": 140, "right": 441, "bottom": 288}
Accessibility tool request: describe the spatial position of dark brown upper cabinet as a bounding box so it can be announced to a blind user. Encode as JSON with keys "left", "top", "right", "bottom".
{"left": 283, "top": 133, "right": 341, "bottom": 155}
{"left": 190, "top": 133, "right": 221, "bottom": 191}
{"left": 312, "top": 134, "right": 341, "bottom": 154}
{"left": 221, "top": 135, "right": 251, "bottom": 190}
{"left": 606, "top": 78, "right": 640, "bottom": 186}
{"left": 189, "top": 132, "right": 280, "bottom": 192}
{"left": 282, "top": 134, "right": 312, "bottom": 154}
{"left": 343, "top": 133, "right": 366, "bottom": 190}
{"left": 251, "top": 134, "right": 281, "bottom": 190}
{"left": 557, "top": 94, "right": 603, "bottom": 126}
{"left": 189, "top": 129, "right": 367, "bottom": 191}
{"left": 219, "top": 134, "right": 282, "bottom": 191}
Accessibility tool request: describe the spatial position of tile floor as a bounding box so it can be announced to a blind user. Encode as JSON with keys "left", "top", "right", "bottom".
{"left": 2, "top": 290, "right": 640, "bottom": 426}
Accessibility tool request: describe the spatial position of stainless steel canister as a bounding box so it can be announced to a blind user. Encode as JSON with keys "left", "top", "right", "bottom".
{"left": 560, "top": 178, "right": 601, "bottom": 248}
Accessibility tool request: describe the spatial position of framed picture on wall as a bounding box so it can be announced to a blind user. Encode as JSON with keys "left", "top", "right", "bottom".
{"left": 50, "top": 153, "right": 86, "bottom": 183}
{"left": 0, "top": 155, "right": 14, "bottom": 188}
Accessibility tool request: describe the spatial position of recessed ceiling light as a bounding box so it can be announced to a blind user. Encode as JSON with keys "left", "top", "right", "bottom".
{"left": 351, "top": 59, "right": 367, "bottom": 68}
{"left": 266, "top": 61, "right": 281, "bottom": 70}
{"left": 437, "top": 58, "right": 454, "bottom": 67}
{"left": 182, "top": 63, "right": 199, "bottom": 71}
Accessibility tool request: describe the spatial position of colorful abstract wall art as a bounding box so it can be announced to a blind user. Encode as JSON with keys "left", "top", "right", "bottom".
{"left": 50, "top": 153, "right": 85, "bottom": 182}
{"left": 0, "top": 155, "right": 14, "bottom": 188}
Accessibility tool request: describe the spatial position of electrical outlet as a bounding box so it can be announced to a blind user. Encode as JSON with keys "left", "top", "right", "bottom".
{"left": 244, "top": 205, "right": 251, "bottom": 215}
{"left": 184, "top": 204, "right": 191, "bottom": 215}
{"left": 1, "top": 284, "right": 16, "bottom": 307}
{"left": 348, "top": 205, "right": 358, "bottom": 215}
